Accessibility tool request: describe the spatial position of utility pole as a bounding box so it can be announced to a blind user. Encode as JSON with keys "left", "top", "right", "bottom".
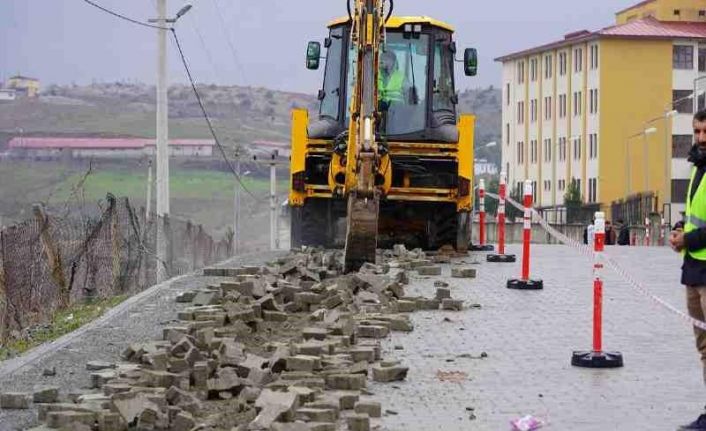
{"left": 156, "top": 0, "right": 169, "bottom": 217}
{"left": 234, "top": 148, "right": 241, "bottom": 255}
{"left": 146, "top": 159, "right": 153, "bottom": 221}
{"left": 155, "top": 0, "right": 169, "bottom": 282}
{"left": 270, "top": 151, "right": 278, "bottom": 251}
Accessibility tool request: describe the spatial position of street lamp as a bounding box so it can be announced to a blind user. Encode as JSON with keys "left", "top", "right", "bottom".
{"left": 148, "top": 3, "right": 192, "bottom": 24}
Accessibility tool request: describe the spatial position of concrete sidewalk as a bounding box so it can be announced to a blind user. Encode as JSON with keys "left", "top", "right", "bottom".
{"left": 371, "top": 244, "right": 702, "bottom": 431}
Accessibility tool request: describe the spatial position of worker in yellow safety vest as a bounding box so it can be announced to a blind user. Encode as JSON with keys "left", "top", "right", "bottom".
{"left": 671, "top": 109, "right": 706, "bottom": 431}
{"left": 378, "top": 50, "right": 405, "bottom": 109}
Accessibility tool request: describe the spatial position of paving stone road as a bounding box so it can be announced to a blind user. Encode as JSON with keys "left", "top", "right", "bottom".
{"left": 371, "top": 244, "right": 703, "bottom": 431}
{"left": 0, "top": 243, "right": 701, "bottom": 431}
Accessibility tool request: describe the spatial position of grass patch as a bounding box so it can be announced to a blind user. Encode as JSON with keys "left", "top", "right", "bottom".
{"left": 0, "top": 295, "right": 128, "bottom": 361}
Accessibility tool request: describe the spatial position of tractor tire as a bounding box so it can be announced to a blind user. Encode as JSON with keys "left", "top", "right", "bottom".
{"left": 298, "top": 199, "right": 334, "bottom": 248}
{"left": 428, "top": 203, "right": 458, "bottom": 250}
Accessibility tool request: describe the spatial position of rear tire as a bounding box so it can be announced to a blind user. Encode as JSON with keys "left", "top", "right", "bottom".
{"left": 428, "top": 203, "right": 458, "bottom": 250}
{"left": 293, "top": 198, "right": 334, "bottom": 248}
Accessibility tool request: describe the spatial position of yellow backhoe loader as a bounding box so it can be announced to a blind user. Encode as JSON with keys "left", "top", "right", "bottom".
{"left": 289, "top": 0, "right": 478, "bottom": 272}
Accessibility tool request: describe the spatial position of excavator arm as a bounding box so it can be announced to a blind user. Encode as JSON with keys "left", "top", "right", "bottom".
{"left": 342, "top": 0, "right": 390, "bottom": 272}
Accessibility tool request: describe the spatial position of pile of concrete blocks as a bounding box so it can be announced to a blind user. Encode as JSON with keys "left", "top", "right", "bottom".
{"left": 6, "top": 246, "right": 473, "bottom": 430}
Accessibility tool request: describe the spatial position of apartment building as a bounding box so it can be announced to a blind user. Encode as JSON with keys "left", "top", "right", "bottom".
{"left": 496, "top": 0, "right": 706, "bottom": 223}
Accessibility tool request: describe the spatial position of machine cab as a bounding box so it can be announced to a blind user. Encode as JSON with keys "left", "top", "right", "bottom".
{"left": 308, "top": 16, "right": 476, "bottom": 143}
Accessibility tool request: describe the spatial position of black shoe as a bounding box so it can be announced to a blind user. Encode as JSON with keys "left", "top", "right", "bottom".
{"left": 680, "top": 413, "right": 706, "bottom": 430}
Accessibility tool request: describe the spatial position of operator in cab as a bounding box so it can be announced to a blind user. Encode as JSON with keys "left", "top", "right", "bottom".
{"left": 378, "top": 50, "right": 405, "bottom": 111}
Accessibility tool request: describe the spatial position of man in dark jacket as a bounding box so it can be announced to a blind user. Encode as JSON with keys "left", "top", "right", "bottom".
{"left": 670, "top": 109, "right": 706, "bottom": 430}
{"left": 616, "top": 219, "right": 630, "bottom": 246}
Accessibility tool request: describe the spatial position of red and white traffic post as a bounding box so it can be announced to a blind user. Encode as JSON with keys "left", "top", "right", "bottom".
{"left": 471, "top": 179, "right": 494, "bottom": 251}
{"left": 487, "top": 171, "right": 515, "bottom": 262}
{"left": 506, "top": 180, "right": 542, "bottom": 289}
{"left": 572, "top": 211, "right": 623, "bottom": 368}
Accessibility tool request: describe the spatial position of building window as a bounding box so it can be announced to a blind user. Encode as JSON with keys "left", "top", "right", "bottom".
{"left": 588, "top": 89, "right": 598, "bottom": 114}
{"left": 672, "top": 179, "right": 689, "bottom": 204}
{"left": 587, "top": 178, "right": 597, "bottom": 203}
{"left": 674, "top": 90, "right": 694, "bottom": 114}
{"left": 699, "top": 10, "right": 706, "bottom": 17}
{"left": 558, "top": 94, "right": 566, "bottom": 118}
{"left": 673, "top": 45, "right": 694, "bottom": 70}
{"left": 673, "top": 135, "right": 692, "bottom": 158}
{"left": 573, "top": 136, "right": 581, "bottom": 160}
{"left": 545, "top": 54, "right": 553, "bottom": 79}
{"left": 517, "top": 141, "right": 524, "bottom": 164}
{"left": 518, "top": 61, "right": 525, "bottom": 83}
{"left": 544, "top": 96, "right": 552, "bottom": 120}
{"left": 530, "top": 58, "right": 538, "bottom": 81}
{"left": 544, "top": 138, "right": 552, "bottom": 162}
{"left": 573, "top": 91, "right": 582, "bottom": 116}
{"left": 530, "top": 139, "right": 538, "bottom": 164}
{"left": 574, "top": 48, "right": 583, "bottom": 73}
{"left": 506, "top": 83, "right": 511, "bottom": 105}
{"left": 674, "top": 9, "right": 681, "bottom": 16}
{"left": 699, "top": 48, "right": 706, "bottom": 72}
{"left": 530, "top": 99, "right": 537, "bottom": 123}
{"left": 559, "top": 52, "right": 567, "bottom": 76}
{"left": 506, "top": 123, "right": 510, "bottom": 146}
{"left": 589, "top": 45, "right": 599, "bottom": 69}
{"left": 517, "top": 101, "right": 525, "bottom": 123}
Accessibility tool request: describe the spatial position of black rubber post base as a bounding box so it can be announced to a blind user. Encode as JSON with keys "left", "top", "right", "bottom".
{"left": 470, "top": 244, "right": 494, "bottom": 252}
{"left": 571, "top": 350, "right": 624, "bottom": 368}
{"left": 487, "top": 253, "right": 516, "bottom": 263}
{"left": 506, "top": 278, "right": 543, "bottom": 290}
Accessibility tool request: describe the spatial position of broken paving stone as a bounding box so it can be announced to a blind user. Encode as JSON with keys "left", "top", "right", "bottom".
{"left": 46, "top": 411, "right": 94, "bottom": 428}
{"left": 395, "top": 300, "right": 417, "bottom": 313}
{"left": 416, "top": 298, "right": 440, "bottom": 310}
{"left": 346, "top": 413, "right": 371, "bottom": 431}
{"left": 286, "top": 355, "right": 323, "bottom": 372}
{"left": 251, "top": 389, "right": 298, "bottom": 428}
{"left": 42, "top": 367, "right": 56, "bottom": 377}
{"left": 172, "top": 411, "right": 196, "bottom": 431}
{"left": 32, "top": 387, "right": 59, "bottom": 404}
{"left": 371, "top": 365, "right": 409, "bottom": 383}
{"left": 451, "top": 267, "right": 477, "bottom": 278}
{"left": 302, "top": 327, "right": 329, "bottom": 341}
{"left": 441, "top": 299, "right": 464, "bottom": 311}
{"left": 191, "top": 290, "right": 220, "bottom": 306}
{"left": 90, "top": 370, "right": 117, "bottom": 388}
{"left": 325, "top": 374, "right": 366, "bottom": 390}
{"left": 348, "top": 347, "right": 376, "bottom": 363}
{"left": 435, "top": 288, "right": 451, "bottom": 300}
{"left": 434, "top": 280, "right": 449, "bottom": 287}
{"left": 175, "top": 291, "right": 197, "bottom": 303}
{"left": 355, "top": 401, "right": 381, "bottom": 418}
{"left": 356, "top": 325, "right": 389, "bottom": 339}
{"left": 263, "top": 310, "right": 288, "bottom": 322}
{"left": 296, "top": 407, "right": 338, "bottom": 423}
{"left": 85, "top": 361, "right": 116, "bottom": 371}
{"left": 416, "top": 265, "right": 442, "bottom": 276}
{"left": 0, "top": 392, "right": 31, "bottom": 409}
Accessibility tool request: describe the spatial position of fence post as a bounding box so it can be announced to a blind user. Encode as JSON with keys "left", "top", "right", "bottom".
{"left": 110, "top": 197, "right": 122, "bottom": 293}
{"left": 33, "top": 205, "right": 68, "bottom": 308}
{"left": 0, "top": 228, "right": 6, "bottom": 343}
{"left": 163, "top": 215, "right": 173, "bottom": 277}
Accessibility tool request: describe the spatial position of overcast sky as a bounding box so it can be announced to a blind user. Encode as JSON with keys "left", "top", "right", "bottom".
{"left": 0, "top": 0, "right": 637, "bottom": 94}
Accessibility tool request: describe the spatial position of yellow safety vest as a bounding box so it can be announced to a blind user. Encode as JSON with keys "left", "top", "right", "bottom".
{"left": 378, "top": 70, "right": 404, "bottom": 104}
{"left": 685, "top": 166, "right": 706, "bottom": 260}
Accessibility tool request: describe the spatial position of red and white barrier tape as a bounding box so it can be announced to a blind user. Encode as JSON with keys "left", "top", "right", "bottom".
{"left": 485, "top": 191, "right": 706, "bottom": 332}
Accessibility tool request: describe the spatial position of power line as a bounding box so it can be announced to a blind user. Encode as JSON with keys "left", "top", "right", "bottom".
{"left": 79, "top": 0, "right": 263, "bottom": 201}
{"left": 170, "top": 29, "right": 262, "bottom": 201}
{"left": 81, "top": 0, "right": 169, "bottom": 30}
{"left": 210, "top": 0, "right": 249, "bottom": 87}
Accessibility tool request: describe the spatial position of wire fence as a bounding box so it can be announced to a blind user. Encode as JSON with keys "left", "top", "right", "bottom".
{"left": 0, "top": 194, "right": 231, "bottom": 342}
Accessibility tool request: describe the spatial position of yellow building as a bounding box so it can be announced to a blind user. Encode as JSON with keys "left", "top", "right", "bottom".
{"left": 6, "top": 75, "right": 40, "bottom": 98}
{"left": 496, "top": 0, "right": 706, "bottom": 225}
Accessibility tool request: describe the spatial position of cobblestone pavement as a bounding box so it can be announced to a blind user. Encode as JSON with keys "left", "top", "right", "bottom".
{"left": 0, "top": 251, "right": 285, "bottom": 431}
{"left": 371, "top": 244, "right": 703, "bottom": 431}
